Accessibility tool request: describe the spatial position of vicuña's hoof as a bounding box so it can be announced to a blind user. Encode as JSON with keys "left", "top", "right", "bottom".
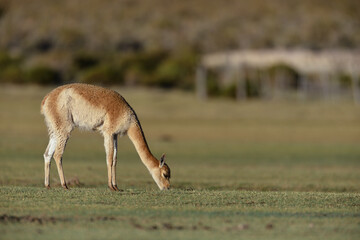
{"left": 62, "top": 184, "right": 69, "bottom": 190}
{"left": 108, "top": 185, "right": 121, "bottom": 191}
{"left": 112, "top": 185, "right": 123, "bottom": 192}
{"left": 45, "top": 185, "right": 51, "bottom": 190}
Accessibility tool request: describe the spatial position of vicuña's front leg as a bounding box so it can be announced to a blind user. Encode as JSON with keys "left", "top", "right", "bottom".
{"left": 104, "top": 133, "right": 118, "bottom": 191}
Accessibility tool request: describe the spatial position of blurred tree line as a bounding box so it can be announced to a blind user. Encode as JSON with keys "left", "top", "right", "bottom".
{"left": 0, "top": 0, "right": 359, "bottom": 100}
{"left": 0, "top": 49, "right": 199, "bottom": 89}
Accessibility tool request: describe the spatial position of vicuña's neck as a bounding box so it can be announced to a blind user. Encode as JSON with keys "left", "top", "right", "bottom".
{"left": 127, "top": 121, "right": 158, "bottom": 171}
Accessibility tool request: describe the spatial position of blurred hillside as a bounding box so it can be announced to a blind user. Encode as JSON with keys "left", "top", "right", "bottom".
{"left": 0, "top": 0, "right": 359, "bottom": 98}
{"left": 0, "top": 0, "right": 359, "bottom": 53}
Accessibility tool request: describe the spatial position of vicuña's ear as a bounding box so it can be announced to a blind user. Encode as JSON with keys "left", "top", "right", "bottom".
{"left": 159, "top": 153, "right": 166, "bottom": 167}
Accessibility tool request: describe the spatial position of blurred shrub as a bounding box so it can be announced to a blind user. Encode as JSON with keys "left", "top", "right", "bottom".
{"left": 26, "top": 66, "right": 62, "bottom": 85}
{"left": 153, "top": 58, "right": 182, "bottom": 88}
{"left": 267, "top": 64, "right": 300, "bottom": 89}
{"left": 0, "top": 7, "right": 4, "bottom": 19}
{"left": 142, "top": 49, "right": 198, "bottom": 89}
{"left": 221, "top": 84, "right": 237, "bottom": 99}
{"left": 73, "top": 52, "right": 99, "bottom": 70}
{"left": 120, "top": 50, "right": 169, "bottom": 74}
{"left": 32, "top": 39, "right": 54, "bottom": 53}
{"left": 58, "top": 28, "right": 85, "bottom": 50}
{"left": 119, "top": 50, "right": 169, "bottom": 86}
{"left": 208, "top": 80, "right": 260, "bottom": 99}
{"left": 245, "top": 78, "right": 260, "bottom": 98}
{"left": 206, "top": 69, "right": 262, "bottom": 99}
{"left": 123, "top": 65, "right": 149, "bottom": 86}
{"left": 79, "top": 64, "right": 123, "bottom": 85}
{"left": 338, "top": 73, "right": 352, "bottom": 88}
{"left": 166, "top": 49, "right": 198, "bottom": 89}
{"left": 0, "top": 1, "right": 7, "bottom": 19}
{"left": 206, "top": 71, "right": 221, "bottom": 97}
{"left": 0, "top": 66, "right": 26, "bottom": 84}
{"left": 0, "top": 52, "right": 20, "bottom": 69}
{"left": 0, "top": 52, "right": 26, "bottom": 84}
{"left": 116, "top": 39, "right": 144, "bottom": 53}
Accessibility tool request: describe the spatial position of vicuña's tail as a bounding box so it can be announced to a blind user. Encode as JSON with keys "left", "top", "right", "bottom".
{"left": 40, "top": 94, "right": 49, "bottom": 115}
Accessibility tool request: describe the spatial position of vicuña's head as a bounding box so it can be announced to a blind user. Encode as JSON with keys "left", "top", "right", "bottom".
{"left": 151, "top": 154, "right": 171, "bottom": 190}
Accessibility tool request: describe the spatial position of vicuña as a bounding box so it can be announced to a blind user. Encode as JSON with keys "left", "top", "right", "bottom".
{"left": 41, "top": 83, "right": 171, "bottom": 191}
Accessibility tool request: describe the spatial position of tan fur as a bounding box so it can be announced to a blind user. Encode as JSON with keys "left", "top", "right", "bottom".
{"left": 41, "top": 83, "right": 171, "bottom": 190}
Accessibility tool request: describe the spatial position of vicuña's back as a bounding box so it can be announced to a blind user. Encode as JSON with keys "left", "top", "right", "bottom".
{"left": 41, "top": 84, "right": 171, "bottom": 191}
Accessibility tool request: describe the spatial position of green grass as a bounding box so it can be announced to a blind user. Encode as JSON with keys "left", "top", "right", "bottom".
{"left": 0, "top": 187, "right": 359, "bottom": 240}
{"left": 0, "top": 85, "right": 360, "bottom": 239}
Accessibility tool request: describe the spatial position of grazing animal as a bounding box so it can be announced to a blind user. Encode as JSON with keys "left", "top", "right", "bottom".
{"left": 40, "top": 83, "right": 171, "bottom": 191}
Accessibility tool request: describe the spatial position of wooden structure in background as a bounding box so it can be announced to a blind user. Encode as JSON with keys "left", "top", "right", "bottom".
{"left": 197, "top": 49, "right": 360, "bottom": 104}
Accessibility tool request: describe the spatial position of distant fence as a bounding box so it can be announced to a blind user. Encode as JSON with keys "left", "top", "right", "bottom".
{"left": 196, "top": 49, "right": 360, "bottom": 103}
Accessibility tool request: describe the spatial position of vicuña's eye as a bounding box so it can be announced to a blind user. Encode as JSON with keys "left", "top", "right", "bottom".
{"left": 163, "top": 173, "right": 169, "bottom": 179}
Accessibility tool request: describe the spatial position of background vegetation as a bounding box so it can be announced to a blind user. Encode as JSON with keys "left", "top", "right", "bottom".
{"left": 0, "top": 0, "right": 359, "bottom": 98}
{"left": 1, "top": 0, "right": 359, "bottom": 52}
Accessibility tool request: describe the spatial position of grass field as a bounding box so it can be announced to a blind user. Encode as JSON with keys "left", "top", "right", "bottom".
{"left": 0, "top": 85, "right": 359, "bottom": 239}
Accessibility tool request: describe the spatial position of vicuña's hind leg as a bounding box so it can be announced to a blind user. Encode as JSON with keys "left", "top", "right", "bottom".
{"left": 43, "top": 136, "right": 57, "bottom": 189}
{"left": 111, "top": 134, "right": 120, "bottom": 191}
{"left": 53, "top": 133, "right": 70, "bottom": 190}
{"left": 104, "top": 133, "right": 118, "bottom": 191}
